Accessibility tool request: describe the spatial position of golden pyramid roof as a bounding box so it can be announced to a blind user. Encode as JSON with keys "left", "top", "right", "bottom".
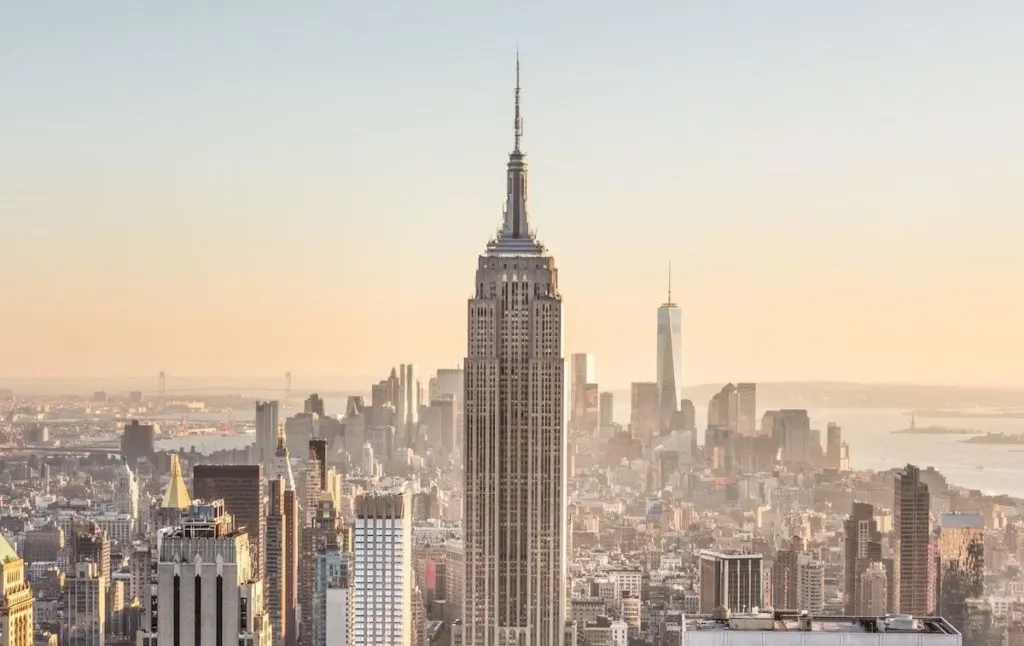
{"left": 161, "top": 454, "right": 192, "bottom": 510}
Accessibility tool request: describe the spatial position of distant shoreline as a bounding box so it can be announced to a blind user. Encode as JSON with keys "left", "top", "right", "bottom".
{"left": 960, "top": 432, "right": 1024, "bottom": 445}
{"left": 891, "top": 426, "right": 982, "bottom": 435}
{"left": 912, "top": 409, "right": 1024, "bottom": 420}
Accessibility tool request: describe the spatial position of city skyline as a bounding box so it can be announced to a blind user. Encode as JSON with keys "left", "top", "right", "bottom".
{"left": 3, "top": 3, "right": 1023, "bottom": 387}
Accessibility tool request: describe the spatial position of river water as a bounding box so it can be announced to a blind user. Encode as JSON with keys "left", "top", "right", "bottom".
{"left": 154, "top": 400, "right": 1024, "bottom": 498}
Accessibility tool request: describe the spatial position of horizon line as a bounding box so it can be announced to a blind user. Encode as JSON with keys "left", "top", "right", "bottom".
{"left": 1, "top": 376, "right": 1023, "bottom": 393}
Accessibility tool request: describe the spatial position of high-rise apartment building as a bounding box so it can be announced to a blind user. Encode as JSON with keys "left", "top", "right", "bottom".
{"left": 0, "top": 535, "right": 34, "bottom": 646}
{"left": 192, "top": 464, "right": 266, "bottom": 580}
{"left": 266, "top": 477, "right": 299, "bottom": 646}
{"left": 795, "top": 553, "right": 825, "bottom": 613}
{"left": 860, "top": 562, "right": 889, "bottom": 617}
{"left": 936, "top": 512, "right": 984, "bottom": 633}
{"left": 844, "top": 501, "right": 890, "bottom": 615}
{"left": 353, "top": 491, "right": 412, "bottom": 646}
{"left": 299, "top": 446, "right": 334, "bottom": 646}
{"left": 736, "top": 383, "right": 756, "bottom": 436}
{"left": 656, "top": 275, "right": 683, "bottom": 432}
{"left": 771, "top": 536, "right": 804, "bottom": 610}
{"left": 256, "top": 401, "right": 281, "bottom": 465}
{"left": 143, "top": 500, "right": 269, "bottom": 646}
{"left": 302, "top": 440, "right": 327, "bottom": 525}
{"left": 314, "top": 547, "right": 351, "bottom": 646}
{"left": 895, "top": 464, "right": 932, "bottom": 616}
{"left": 698, "top": 550, "right": 763, "bottom": 614}
{"left": 463, "top": 59, "right": 567, "bottom": 646}
{"left": 64, "top": 561, "right": 106, "bottom": 646}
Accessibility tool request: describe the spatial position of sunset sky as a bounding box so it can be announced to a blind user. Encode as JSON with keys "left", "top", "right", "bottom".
{"left": 2, "top": 1, "right": 1022, "bottom": 388}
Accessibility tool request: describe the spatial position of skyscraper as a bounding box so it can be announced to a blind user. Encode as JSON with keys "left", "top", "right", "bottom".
{"left": 304, "top": 393, "right": 325, "bottom": 417}
{"left": 569, "top": 353, "right": 595, "bottom": 432}
{"left": 120, "top": 420, "right": 156, "bottom": 468}
{"left": 353, "top": 491, "right": 411, "bottom": 646}
{"left": 771, "top": 535, "right": 804, "bottom": 611}
{"left": 936, "top": 512, "right": 984, "bottom": 633}
{"left": 656, "top": 268, "right": 682, "bottom": 431}
{"left": 826, "top": 422, "right": 843, "bottom": 469}
{"left": 708, "top": 384, "right": 738, "bottom": 432}
{"left": 0, "top": 534, "right": 34, "bottom": 646}
{"left": 147, "top": 500, "right": 269, "bottom": 646}
{"left": 464, "top": 58, "right": 567, "bottom": 646}
{"left": 192, "top": 464, "right": 266, "bottom": 580}
{"left": 736, "top": 383, "right": 756, "bottom": 436}
{"left": 698, "top": 550, "right": 763, "bottom": 614}
{"left": 630, "top": 382, "right": 660, "bottom": 446}
{"left": 400, "top": 364, "right": 419, "bottom": 447}
{"left": 266, "top": 477, "right": 299, "bottom": 646}
{"left": 599, "top": 391, "right": 614, "bottom": 427}
{"left": 64, "top": 562, "right": 105, "bottom": 646}
{"left": 302, "top": 492, "right": 343, "bottom": 646}
{"left": 844, "top": 501, "right": 888, "bottom": 615}
{"left": 895, "top": 464, "right": 932, "bottom": 616}
{"left": 256, "top": 401, "right": 281, "bottom": 464}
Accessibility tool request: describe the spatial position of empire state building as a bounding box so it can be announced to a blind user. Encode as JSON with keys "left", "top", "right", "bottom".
{"left": 463, "top": 59, "right": 568, "bottom": 646}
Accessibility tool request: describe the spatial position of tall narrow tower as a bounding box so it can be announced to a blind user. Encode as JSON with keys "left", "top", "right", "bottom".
{"left": 656, "top": 264, "right": 683, "bottom": 432}
{"left": 895, "top": 463, "right": 932, "bottom": 615}
{"left": 464, "top": 56, "right": 567, "bottom": 646}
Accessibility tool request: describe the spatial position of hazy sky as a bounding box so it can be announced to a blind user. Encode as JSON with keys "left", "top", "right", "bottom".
{"left": 2, "top": 1, "right": 1022, "bottom": 388}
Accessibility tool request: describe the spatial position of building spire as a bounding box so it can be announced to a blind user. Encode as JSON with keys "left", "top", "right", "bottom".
{"left": 668, "top": 261, "right": 672, "bottom": 303}
{"left": 514, "top": 48, "right": 523, "bottom": 153}
{"left": 500, "top": 52, "right": 530, "bottom": 241}
{"left": 662, "top": 262, "right": 677, "bottom": 307}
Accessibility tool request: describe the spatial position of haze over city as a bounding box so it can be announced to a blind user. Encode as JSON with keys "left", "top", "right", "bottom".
{"left": 4, "top": 6, "right": 1024, "bottom": 646}
{"left": 3, "top": 2, "right": 1023, "bottom": 387}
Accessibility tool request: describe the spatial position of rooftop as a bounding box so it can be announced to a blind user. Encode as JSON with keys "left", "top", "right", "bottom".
{"left": 0, "top": 533, "right": 19, "bottom": 564}
{"left": 688, "top": 613, "right": 959, "bottom": 636}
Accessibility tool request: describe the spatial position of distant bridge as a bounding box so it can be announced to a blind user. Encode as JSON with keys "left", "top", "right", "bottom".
{"left": 0, "top": 444, "right": 123, "bottom": 456}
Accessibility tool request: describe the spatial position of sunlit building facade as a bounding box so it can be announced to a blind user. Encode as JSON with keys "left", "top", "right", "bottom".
{"left": 656, "top": 277, "right": 682, "bottom": 431}
{"left": 463, "top": 59, "right": 567, "bottom": 646}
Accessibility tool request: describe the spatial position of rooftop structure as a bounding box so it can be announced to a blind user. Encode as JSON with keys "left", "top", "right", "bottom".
{"left": 683, "top": 612, "right": 960, "bottom": 646}
{"left": 160, "top": 454, "right": 191, "bottom": 509}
